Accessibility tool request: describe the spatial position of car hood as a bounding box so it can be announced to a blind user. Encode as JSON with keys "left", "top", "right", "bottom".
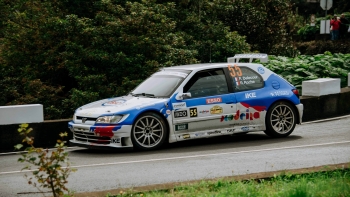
{"left": 75, "top": 96, "right": 168, "bottom": 117}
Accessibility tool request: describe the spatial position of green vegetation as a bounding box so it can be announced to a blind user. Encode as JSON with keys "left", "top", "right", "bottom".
{"left": 14, "top": 124, "right": 75, "bottom": 197}
{"left": 107, "top": 168, "right": 350, "bottom": 197}
{"left": 295, "top": 40, "right": 350, "bottom": 55}
{"left": 0, "top": 0, "right": 297, "bottom": 119}
{"left": 262, "top": 52, "right": 350, "bottom": 91}
{"left": 0, "top": 0, "right": 349, "bottom": 119}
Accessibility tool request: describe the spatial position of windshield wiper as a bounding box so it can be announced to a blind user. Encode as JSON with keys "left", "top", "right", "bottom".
{"left": 130, "top": 93, "right": 156, "bottom": 98}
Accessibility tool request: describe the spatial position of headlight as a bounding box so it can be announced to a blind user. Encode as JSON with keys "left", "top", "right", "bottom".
{"left": 96, "top": 115, "right": 123, "bottom": 124}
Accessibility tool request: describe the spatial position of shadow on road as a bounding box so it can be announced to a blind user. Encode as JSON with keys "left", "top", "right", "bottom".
{"left": 69, "top": 132, "right": 302, "bottom": 156}
{"left": 165, "top": 133, "right": 302, "bottom": 150}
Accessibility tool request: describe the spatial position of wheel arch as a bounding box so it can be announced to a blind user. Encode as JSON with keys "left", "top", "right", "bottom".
{"left": 267, "top": 99, "right": 301, "bottom": 124}
{"left": 129, "top": 109, "right": 171, "bottom": 150}
{"left": 132, "top": 109, "right": 171, "bottom": 136}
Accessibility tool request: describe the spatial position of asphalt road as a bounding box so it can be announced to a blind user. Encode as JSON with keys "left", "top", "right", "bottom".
{"left": 0, "top": 116, "right": 350, "bottom": 196}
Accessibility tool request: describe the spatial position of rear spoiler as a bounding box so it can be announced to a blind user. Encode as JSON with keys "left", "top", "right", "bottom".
{"left": 227, "top": 53, "right": 268, "bottom": 63}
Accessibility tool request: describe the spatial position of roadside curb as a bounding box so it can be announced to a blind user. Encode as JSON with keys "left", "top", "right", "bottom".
{"left": 301, "top": 114, "right": 350, "bottom": 124}
{"left": 74, "top": 163, "right": 350, "bottom": 197}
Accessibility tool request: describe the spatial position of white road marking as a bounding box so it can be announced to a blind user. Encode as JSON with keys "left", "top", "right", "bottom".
{"left": 1, "top": 140, "right": 349, "bottom": 175}
{"left": 0, "top": 146, "right": 84, "bottom": 155}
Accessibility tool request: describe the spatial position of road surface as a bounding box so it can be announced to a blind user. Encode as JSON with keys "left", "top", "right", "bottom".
{"left": 0, "top": 116, "right": 349, "bottom": 196}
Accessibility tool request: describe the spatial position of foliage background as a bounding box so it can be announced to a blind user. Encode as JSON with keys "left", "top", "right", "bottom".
{"left": 0, "top": 0, "right": 349, "bottom": 119}
{"left": 262, "top": 53, "right": 350, "bottom": 90}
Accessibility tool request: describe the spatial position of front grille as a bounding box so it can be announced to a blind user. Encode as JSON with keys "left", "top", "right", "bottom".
{"left": 76, "top": 116, "right": 97, "bottom": 122}
{"left": 73, "top": 130, "right": 111, "bottom": 144}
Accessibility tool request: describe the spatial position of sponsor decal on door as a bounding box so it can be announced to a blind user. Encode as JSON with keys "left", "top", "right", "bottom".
{"left": 175, "top": 124, "right": 188, "bottom": 131}
{"left": 210, "top": 105, "right": 223, "bottom": 114}
{"left": 245, "top": 92, "right": 256, "bottom": 99}
{"left": 174, "top": 110, "right": 187, "bottom": 118}
{"left": 172, "top": 102, "right": 187, "bottom": 109}
{"left": 206, "top": 97, "right": 222, "bottom": 104}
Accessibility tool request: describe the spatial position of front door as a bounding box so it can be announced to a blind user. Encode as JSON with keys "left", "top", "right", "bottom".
{"left": 171, "top": 68, "right": 237, "bottom": 139}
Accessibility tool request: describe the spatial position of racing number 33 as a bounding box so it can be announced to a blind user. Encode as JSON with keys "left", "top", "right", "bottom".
{"left": 228, "top": 64, "right": 242, "bottom": 77}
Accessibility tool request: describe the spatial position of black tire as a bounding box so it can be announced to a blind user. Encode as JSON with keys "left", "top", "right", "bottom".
{"left": 131, "top": 112, "right": 168, "bottom": 150}
{"left": 264, "top": 101, "right": 297, "bottom": 138}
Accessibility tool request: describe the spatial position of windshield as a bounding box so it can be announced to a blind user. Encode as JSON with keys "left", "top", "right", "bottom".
{"left": 131, "top": 70, "right": 190, "bottom": 98}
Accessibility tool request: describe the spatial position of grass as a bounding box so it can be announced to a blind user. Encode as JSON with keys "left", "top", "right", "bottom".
{"left": 107, "top": 168, "right": 350, "bottom": 197}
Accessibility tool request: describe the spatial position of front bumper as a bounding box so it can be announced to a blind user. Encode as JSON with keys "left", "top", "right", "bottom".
{"left": 68, "top": 121, "right": 133, "bottom": 148}
{"left": 69, "top": 139, "right": 133, "bottom": 149}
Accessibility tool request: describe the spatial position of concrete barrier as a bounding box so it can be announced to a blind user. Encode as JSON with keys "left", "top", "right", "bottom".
{"left": 1, "top": 88, "right": 350, "bottom": 153}
{"left": 0, "top": 119, "right": 72, "bottom": 153}
{"left": 0, "top": 104, "right": 44, "bottom": 125}
{"left": 302, "top": 78, "right": 340, "bottom": 96}
{"left": 300, "top": 87, "right": 350, "bottom": 121}
{"left": 348, "top": 73, "right": 350, "bottom": 87}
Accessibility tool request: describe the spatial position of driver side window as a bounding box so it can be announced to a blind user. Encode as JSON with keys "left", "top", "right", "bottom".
{"left": 183, "top": 69, "right": 229, "bottom": 98}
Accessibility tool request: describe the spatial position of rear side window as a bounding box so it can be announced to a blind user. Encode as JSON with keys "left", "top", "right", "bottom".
{"left": 227, "top": 65, "right": 264, "bottom": 92}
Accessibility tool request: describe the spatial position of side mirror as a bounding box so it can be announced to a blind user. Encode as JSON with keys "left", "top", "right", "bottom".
{"left": 175, "top": 92, "right": 192, "bottom": 100}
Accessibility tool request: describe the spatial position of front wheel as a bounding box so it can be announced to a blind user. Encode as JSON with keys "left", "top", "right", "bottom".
{"left": 264, "top": 101, "right": 297, "bottom": 138}
{"left": 131, "top": 112, "right": 168, "bottom": 150}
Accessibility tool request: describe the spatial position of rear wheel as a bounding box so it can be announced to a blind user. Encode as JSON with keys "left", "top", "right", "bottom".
{"left": 264, "top": 101, "right": 296, "bottom": 137}
{"left": 131, "top": 112, "right": 168, "bottom": 150}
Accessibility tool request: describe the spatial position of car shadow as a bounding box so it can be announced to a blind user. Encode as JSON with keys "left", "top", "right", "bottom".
{"left": 164, "top": 133, "right": 301, "bottom": 152}
{"left": 69, "top": 132, "right": 302, "bottom": 156}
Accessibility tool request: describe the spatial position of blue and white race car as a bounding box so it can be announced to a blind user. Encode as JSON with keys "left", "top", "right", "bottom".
{"left": 68, "top": 54, "right": 303, "bottom": 150}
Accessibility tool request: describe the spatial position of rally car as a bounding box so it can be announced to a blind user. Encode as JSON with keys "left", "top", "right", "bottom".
{"left": 68, "top": 54, "right": 303, "bottom": 150}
